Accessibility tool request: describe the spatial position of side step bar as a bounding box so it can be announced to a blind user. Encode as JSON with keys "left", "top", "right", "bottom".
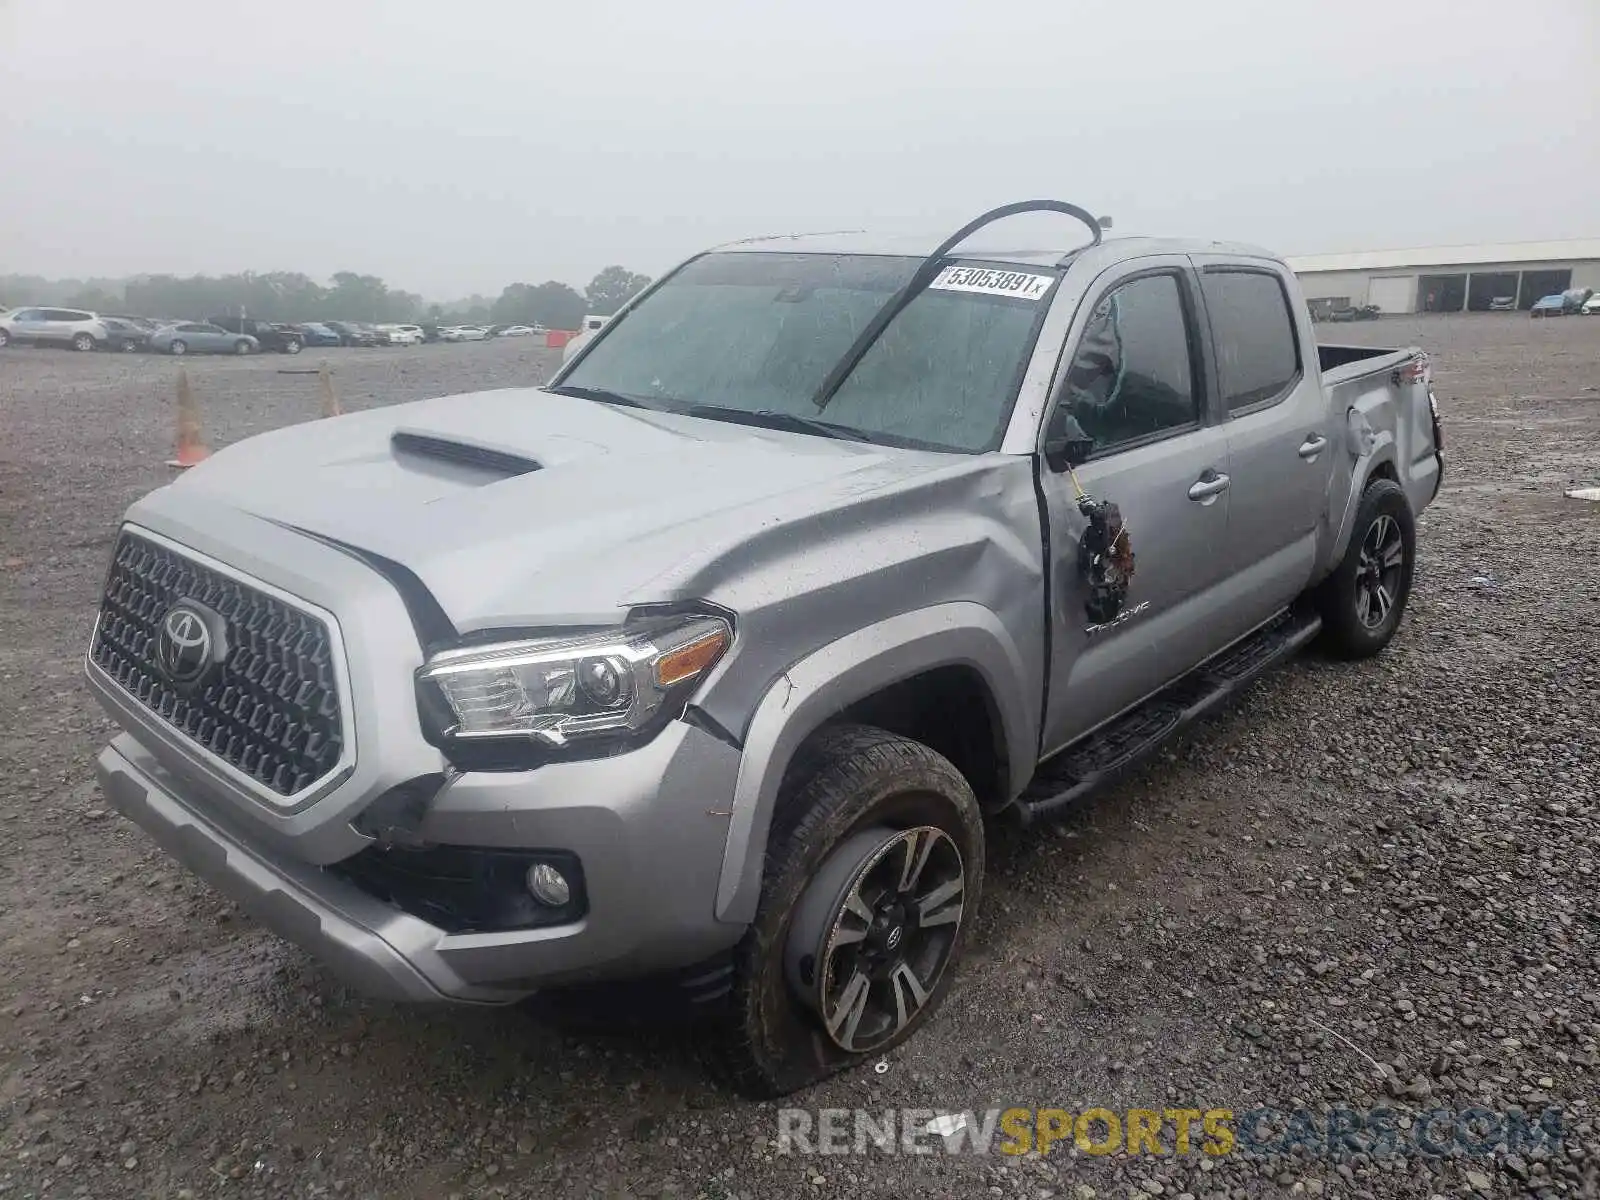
{"left": 1014, "top": 608, "right": 1322, "bottom": 825}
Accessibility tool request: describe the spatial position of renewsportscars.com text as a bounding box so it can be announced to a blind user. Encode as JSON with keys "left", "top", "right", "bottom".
{"left": 775, "top": 1106, "right": 1564, "bottom": 1160}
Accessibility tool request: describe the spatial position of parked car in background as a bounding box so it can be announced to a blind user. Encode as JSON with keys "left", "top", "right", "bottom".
{"left": 148, "top": 322, "right": 259, "bottom": 355}
{"left": 1583, "top": 292, "right": 1600, "bottom": 315}
{"left": 386, "top": 324, "right": 425, "bottom": 346}
{"left": 99, "top": 317, "right": 152, "bottom": 352}
{"left": 296, "top": 322, "right": 343, "bottom": 347}
{"left": 1487, "top": 296, "right": 1517, "bottom": 312}
{"left": 494, "top": 325, "right": 539, "bottom": 338}
{"left": 438, "top": 324, "right": 490, "bottom": 342}
{"left": 1325, "top": 304, "right": 1382, "bottom": 323}
{"left": 0, "top": 307, "right": 108, "bottom": 350}
{"left": 1561, "top": 287, "right": 1594, "bottom": 314}
{"left": 325, "top": 321, "right": 383, "bottom": 347}
{"left": 104, "top": 314, "right": 162, "bottom": 331}
{"left": 209, "top": 316, "right": 304, "bottom": 354}
{"left": 1530, "top": 295, "right": 1568, "bottom": 318}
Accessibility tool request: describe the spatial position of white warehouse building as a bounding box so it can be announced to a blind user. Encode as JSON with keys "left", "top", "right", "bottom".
{"left": 1286, "top": 239, "right": 1600, "bottom": 315}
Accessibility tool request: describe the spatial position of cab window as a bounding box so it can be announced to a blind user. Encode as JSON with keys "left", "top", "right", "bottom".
{"left": 1054, "top": 272, "right": 1200, "bottom": 455}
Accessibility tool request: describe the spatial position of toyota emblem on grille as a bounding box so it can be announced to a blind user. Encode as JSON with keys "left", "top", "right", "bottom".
{"left": 159, "top": 604, "right": 216, "bottom": 684}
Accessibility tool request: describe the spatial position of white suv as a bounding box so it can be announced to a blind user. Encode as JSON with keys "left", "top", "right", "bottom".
{"left": 0, "top": 307, "right": 108, "bottom": 350}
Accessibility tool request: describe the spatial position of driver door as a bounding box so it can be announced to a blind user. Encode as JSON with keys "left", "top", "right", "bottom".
{"left": 1037, "top": 260, "right": 1236, "bottom": 755}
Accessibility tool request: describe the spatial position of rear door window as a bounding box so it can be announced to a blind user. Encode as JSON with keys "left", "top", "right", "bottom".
{"left": 1200, "top": 269, "right": 1301, "bottom": 411}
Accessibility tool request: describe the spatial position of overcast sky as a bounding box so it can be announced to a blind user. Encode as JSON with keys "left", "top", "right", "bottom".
{"left": 2, "top": 0, "right": 1595, "bottom": 299}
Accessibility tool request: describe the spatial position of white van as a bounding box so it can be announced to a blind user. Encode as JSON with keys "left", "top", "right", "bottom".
{"left": 561, "top": 313, "right": 611, "bottom": 363}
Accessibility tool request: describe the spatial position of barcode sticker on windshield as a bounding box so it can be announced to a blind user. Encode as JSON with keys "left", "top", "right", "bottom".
{"left": 929, "top": 266, "right": 1055, "bottom": 301}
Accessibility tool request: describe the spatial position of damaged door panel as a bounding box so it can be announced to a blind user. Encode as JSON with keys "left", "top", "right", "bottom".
{"left": 1036, "top": 260, "right": 1236, "bottom": 755}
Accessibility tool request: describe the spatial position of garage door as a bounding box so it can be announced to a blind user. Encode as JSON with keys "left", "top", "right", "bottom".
{"left": 1368, "top": 276, "right": 1416, "bottom": 315}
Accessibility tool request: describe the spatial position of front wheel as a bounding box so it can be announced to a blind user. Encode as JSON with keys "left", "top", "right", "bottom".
{"left": 234, "top": 339, "right": 252, "bottom": 355}
{"left": 0, "top": 329, "right": 10, "bottom": 348}
{"left": 73, "top": 332, "right": 96, "bottom": 351}
{"left": 283, "top": 339, "right": 302, "bottom": 355}
{"left": 1315, "top": 477, "right": 1416, "bottom": 659}
{"left": 700, "top": 724, "right": 984, "bottom": 1097}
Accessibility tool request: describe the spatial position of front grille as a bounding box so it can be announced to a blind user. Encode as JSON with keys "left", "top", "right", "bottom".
{"left": 90, "top": 531, "right": 346, "bottom": 798}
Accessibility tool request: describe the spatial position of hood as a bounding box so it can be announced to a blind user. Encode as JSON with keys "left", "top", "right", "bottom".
{"left": 158, "top": 388, "right": 963, "bottom": 630}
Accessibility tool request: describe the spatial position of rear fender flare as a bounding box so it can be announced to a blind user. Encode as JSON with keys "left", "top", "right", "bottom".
{"left": 712, "top": 603, "right": 1034, "bottom": 924}
{"left": 1327, "top": 409, "right": 1397, "bottom": 565}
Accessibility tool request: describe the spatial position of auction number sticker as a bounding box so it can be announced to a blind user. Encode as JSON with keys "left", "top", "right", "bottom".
{"left": 929, "top": 266, "right": 1056, "bottom": 301}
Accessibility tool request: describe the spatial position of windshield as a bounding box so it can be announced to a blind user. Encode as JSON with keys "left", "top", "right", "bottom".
{"left": 558, "top": 251, "right": 1056, "bottom": 452}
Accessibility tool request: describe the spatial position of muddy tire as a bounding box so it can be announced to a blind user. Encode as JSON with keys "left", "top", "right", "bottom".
{"left": 1315, "top": 477, "right": 1416, "bottom": 659}
{"left": 699, "top": 723, "right": 983, "bottom": 1098}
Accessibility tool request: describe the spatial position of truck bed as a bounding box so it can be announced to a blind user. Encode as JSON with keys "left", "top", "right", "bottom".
{"left": 1315, "top": 339, "right": 1439, "bottom": 549}
{"left": 1317, "top": 342, "right": 1409, "bottom": 378}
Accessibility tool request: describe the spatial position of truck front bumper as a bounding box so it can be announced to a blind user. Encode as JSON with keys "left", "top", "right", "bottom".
{"left": 96, "top": 721, "right": 748, "bottom": 1002}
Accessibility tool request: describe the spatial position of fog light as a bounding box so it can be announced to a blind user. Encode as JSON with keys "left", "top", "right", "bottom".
{"left": 526, "top": 862, "right": 571, "bottom": 907}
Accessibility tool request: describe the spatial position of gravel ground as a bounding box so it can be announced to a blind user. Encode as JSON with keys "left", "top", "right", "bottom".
{"left": 1, "top": 317, "right": 1597, "bottom": 1200}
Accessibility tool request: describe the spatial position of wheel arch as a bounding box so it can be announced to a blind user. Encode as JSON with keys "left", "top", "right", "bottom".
{"left": 712, "top": 603, "right": 1035, "bottom": 925}
{"left": 1324, "top": 426, "right": 1400, "bottom": 570}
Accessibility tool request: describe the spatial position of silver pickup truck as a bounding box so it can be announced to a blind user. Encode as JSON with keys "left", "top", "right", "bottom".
{"left": 87, "top": 201, "right": 1443, "bottom": 1096}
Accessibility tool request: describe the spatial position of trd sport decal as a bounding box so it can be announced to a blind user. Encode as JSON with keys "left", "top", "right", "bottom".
{"left": 929, "top": 266, "right": 1055, "bottom": 301}
{"left": 1085, "top": 600, "right": 1150, "bottom": 636}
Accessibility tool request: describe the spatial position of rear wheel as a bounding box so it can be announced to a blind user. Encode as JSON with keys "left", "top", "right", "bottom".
{"left": 699, "top": 723, "right": 983, "bottom": 1097}
{"left": 1315, "top": 477, "right": 1416, "bottom": 659}
{"left": 72, "top": 332, "right": 96, "bottom": 352}
{"left": 234, "top": 339, "right": 252, "bottom": 355}
{"left": 0, "top": 329, "right": 10, "bottom": 348}
{"left": 169, "top": 340, "right": 188, "bottom": 356}
{"left": 283, "top": 338, "right": 302, "bottom": 355}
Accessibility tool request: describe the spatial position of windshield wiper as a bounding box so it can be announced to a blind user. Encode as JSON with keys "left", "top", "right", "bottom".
{"left": 682, "top": 405, "right": 875, "bottom": 443}
{"left": 544, "top": 384, "right": 668, "bottom": 412}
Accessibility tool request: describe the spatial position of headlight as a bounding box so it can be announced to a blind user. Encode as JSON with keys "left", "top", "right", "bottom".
{"left": 416, "top": 614, "right": 731, "bottom": 752}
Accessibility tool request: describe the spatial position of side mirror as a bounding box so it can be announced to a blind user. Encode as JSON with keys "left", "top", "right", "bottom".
{"left": 1043, "top": 409, "right": 1095, "bottom": 472}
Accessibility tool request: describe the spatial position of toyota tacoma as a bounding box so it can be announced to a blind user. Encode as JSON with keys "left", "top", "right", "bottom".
{"left": 87, "top": 201, "right": 1443, "bottom": 1096}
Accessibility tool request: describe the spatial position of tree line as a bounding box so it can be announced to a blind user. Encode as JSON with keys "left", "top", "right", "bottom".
{"left": 0, "top": 265, "right": 653, "bottom": 329}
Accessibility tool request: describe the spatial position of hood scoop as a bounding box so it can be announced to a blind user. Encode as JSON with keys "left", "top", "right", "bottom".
{"left": 391, "top": 429, "right": 543, "bottom": 479}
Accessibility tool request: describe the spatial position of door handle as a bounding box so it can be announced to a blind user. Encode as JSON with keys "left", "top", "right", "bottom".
{"left": 1298, "top": 434, "right": 1329, "bottom": 460}
{"left": 1187, "top": 472, "right": 1231, "bottom": 503}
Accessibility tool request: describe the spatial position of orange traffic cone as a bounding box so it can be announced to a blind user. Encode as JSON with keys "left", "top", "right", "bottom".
{"left": 165, "top": 369, "right": 210, "bottom": 468}
{"left": 318, "top": 360, "right": 341, "bottom": 418}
